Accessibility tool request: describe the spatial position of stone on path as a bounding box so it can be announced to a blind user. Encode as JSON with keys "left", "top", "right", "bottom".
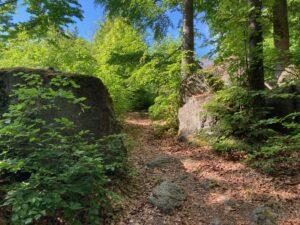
{"left": 199, "top": 178, "right": 219, "bottom": 191}
{"left": 250, "top": 206, "right": 277, "bottom": 225}
{"left": 149, "top": 181, "right": 186, "bottom": 214}
{"left": 146, "top": 155, "right": 178, "bottom": 168}
{"left": 210, "top": 218, "right": 223, "bottom": 225}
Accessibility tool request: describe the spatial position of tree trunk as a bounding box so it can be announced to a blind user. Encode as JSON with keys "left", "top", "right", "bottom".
{"left": 273, "top": 0, "right": 290, "bottom": 80}
{"left": 182, "top": 0, "right": 195, "bottom": 79}
{"left": 179, "top": 0, "right": 195, "bottom": 106}
{"left": 248, "top": 0, "right": 265, "bottom": 91}
{"left": 248, "top": 0, "right": 265, "bottom": 106}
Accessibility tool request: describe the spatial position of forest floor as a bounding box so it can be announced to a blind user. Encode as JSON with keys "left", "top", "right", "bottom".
{"left": 113, "top": 112, "right": 300, "bottom": 225}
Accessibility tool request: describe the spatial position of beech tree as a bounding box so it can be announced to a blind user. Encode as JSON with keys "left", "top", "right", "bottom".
{"left": 182, "top": 0, "right": 195, "bottom": 78}
{"left": 248, "top": 0, "right": 265, "bottom": 92}
{"left": 273, "top": 0, "right": 290, "bottom": 79}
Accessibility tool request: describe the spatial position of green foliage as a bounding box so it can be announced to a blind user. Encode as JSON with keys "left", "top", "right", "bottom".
{"left": 0, "top": 19, "right": 181, "bottom": 127}
{"left": 1, "top": 0, "right": 83, "bottom": 38}
{"left": 93, "top": 18, "right": 149, "bottom": 115}
{"left": 93, "top": 18, "right": 181, "bottom": 124}
{"left": 289, "top": 0, "right": 300, "bottom": 67}
{"left": 0, "top": 0, "right": 17, "bottom": 38}
{"left": 94, "top": 0, "right": 173, "bottom": 39}
{"left": 201, "top": 0, "right": 249, "bottom": 64}
{"left": 202, "top": 70, "right": 225, "bottom": 92}
{"left": 205, "top": 86, "right": 266, "bottom": 139}
{"left": 205, "top": 85, "right": 300, "bottom": 174}
{"left": 0, "top": 29, "right": 96, "bottom": 74}
{"left": 21, "top": 0, "right": 83, "bottom": 34}
{"left": 0, "top": 73, "right": 127, "bottom": 224}
{"left": 135, "top": 37, "right": 182, "bottom": 127}
{"left": 200, "top": 0, "right": 300, "bottom": 82}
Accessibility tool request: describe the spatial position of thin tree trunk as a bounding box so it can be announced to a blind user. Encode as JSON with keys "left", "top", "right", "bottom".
{"left": 248, "top": 0, "right": 265, "bottom": 105}
{"left": 179, "top": 0, "right": 195, "bottom": 106}
{"left": 248, "top": 0, "right": 265, "bottom": 91}
{"left": 273, "top": 0, "right": 290, "bottom": 80}
{"left": 182, "top": 0, "right": 194, "bottom": 79}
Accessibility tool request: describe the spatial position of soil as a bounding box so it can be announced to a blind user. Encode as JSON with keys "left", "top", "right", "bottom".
{"left": 113, "top": 112, "right": 300, "bottom": 225}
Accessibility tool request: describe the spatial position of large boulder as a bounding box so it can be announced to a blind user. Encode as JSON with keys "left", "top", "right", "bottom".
{"left": 0, "top": 67, "right": 119, "bottom": 139}
{"left": 178, "top": 71, "right": 224, "bottom": 141}
{"left": 178, "top": 93, "right": 214, "bottom": 141}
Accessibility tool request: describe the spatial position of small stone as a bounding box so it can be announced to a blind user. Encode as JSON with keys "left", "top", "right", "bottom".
{"left": 216, "top": 194, "right": 235, "bottom": 207}
{"left": 200, "top": 179, "right": 219, "bottom": 190}
{"left": 210, "top": 218, "right": 223, "bottom": 225}
{"left": 149, "top": 181, "right": 186, "bottom": 214}
{"left": 223, "top": 198, "right": 236, "bottom": 207}
{"left": 151, "top": 217, "right": 164, "bottom": 225}
{"left": 250, "top": 206, "right": 277, "bottom": 225}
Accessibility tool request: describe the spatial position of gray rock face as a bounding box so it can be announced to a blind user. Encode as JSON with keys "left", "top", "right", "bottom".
{"left": 178, "top": 93, "right": 214, "bottom": 141}
{"left": 250, "top": 206, "right": 277, "bottom": 225}
{"left": 149, "top": 181, "right": 186, "bottom": 214}
{"left": 146, "top": 155, "right": 178, "bottom": 168}
{"left": 0, "top": 67, "right": 119, "bottom": 139}
{"left": 277, "top": 65, "right": 299, "bottom": 86}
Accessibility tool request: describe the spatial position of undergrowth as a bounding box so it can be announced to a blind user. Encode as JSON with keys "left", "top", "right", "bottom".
{"left": 201, "top": 84, "right": 300, "bottom": 175}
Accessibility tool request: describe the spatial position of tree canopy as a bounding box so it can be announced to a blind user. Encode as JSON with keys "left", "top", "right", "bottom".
{"left": 0, "top": 0, "right": 83, "bottom": 37}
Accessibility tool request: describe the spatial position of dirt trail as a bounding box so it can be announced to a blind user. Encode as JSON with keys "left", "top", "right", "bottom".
{"left": 115, "top": 112, "right": 300, "bottom": 225}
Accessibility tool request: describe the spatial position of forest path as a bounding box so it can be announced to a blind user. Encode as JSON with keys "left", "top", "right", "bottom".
{"left": 114, "top": 112, "right": 300, "bottom": 225}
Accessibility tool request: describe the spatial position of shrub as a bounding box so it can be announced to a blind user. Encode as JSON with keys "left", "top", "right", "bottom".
{"left": 204, "top": 85, "right": 300, "bottom": 174}
{"left": 205, "top": 86, "right": 271, "bottom": 140}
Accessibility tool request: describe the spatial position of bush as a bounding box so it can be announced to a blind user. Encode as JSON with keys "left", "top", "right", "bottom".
{"left": 204, "top": 85, "right": 300, "bottom": 174}
{"left": 0, "top": 73, "right": 127, "bottom": 224}
{"left": 131, "top": 88, "right": 155, "bottom": 111}
{"left": 205, "top": 86, "right": 271, "bottom": 140}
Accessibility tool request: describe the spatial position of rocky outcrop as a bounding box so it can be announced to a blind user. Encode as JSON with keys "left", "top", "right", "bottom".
{"left": 0, "top": 67, "right": 118, "bottom": 139}
{"left": 178, "top": 70, "right": 226, "bottom": 141}
{"left": 179, "top": 73, "right": 210, "bottom": 105}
